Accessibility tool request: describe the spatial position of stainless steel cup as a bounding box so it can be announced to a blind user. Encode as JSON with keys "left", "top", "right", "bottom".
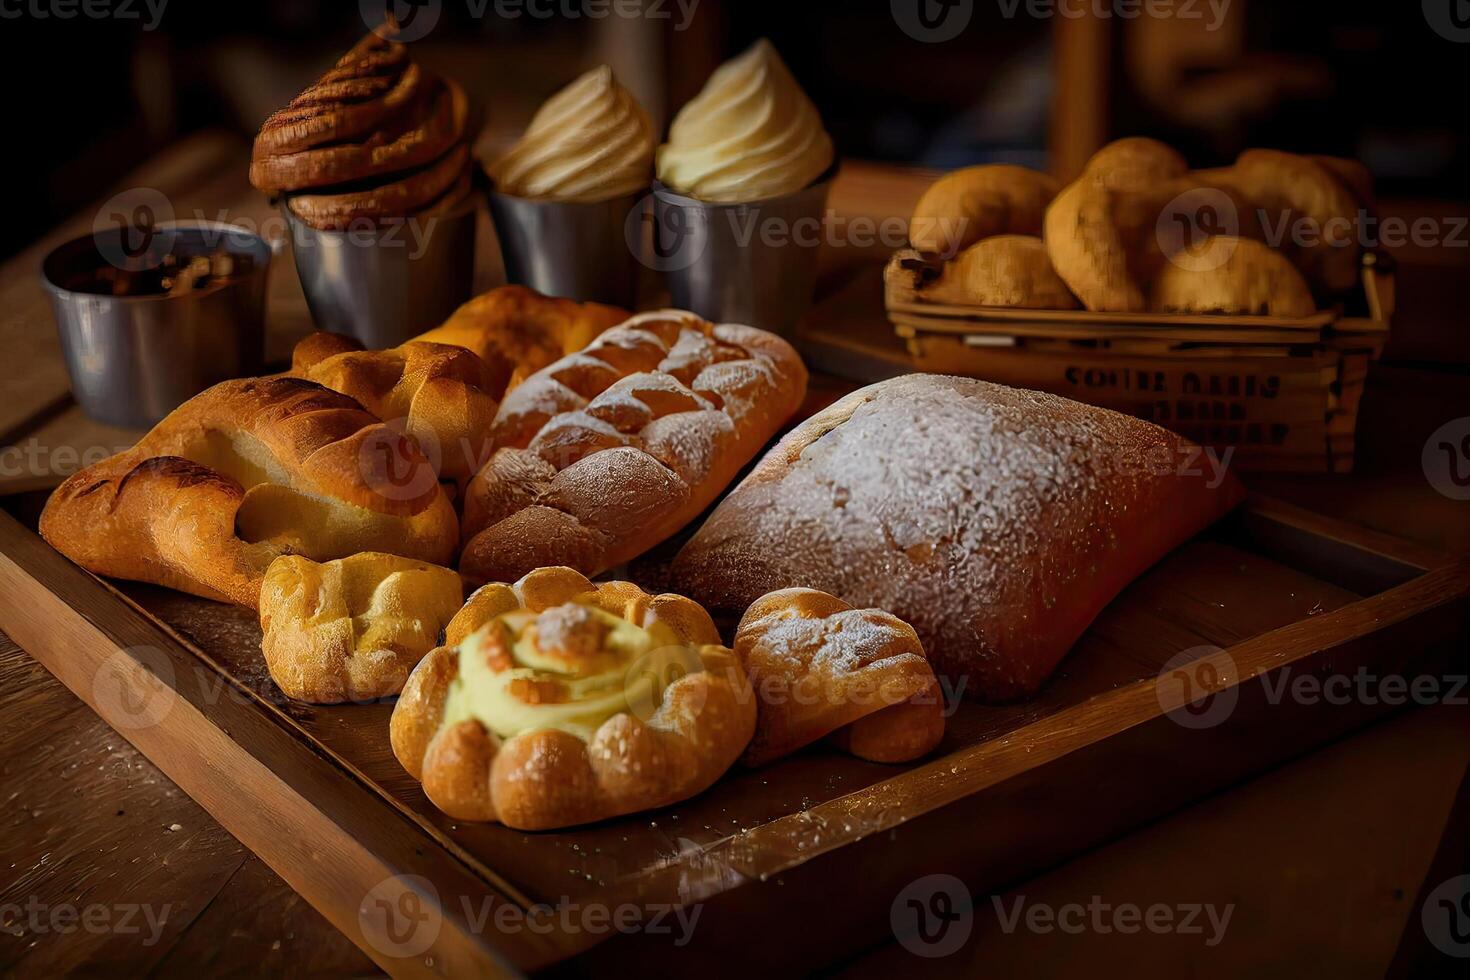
{"left": 487, "top": 189, "right": 642, "bottom": 308}
{"left": 40, "top": 221, "right": 271, "bottom": 429}
{"left": 284, "top": 199, "right": 477, "bottom": 349}
{"left": 651, "top": 163, "right": 839, "bottom": 332}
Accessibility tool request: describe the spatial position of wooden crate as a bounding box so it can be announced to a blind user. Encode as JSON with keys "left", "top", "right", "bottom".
{"left": 884, "top": 250, "right": 1395, "bottom": 473}
{"left": 0, "top": 485, "right": 1464, "bottom": 977}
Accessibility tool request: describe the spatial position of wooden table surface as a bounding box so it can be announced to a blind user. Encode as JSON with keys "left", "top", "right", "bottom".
{"left": 2, "top": 132, "right": 1468, "bottom": 977}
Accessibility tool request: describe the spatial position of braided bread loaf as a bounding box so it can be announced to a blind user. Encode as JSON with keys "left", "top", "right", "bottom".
{"left": 390, "top": 566, "right": 754, "bottom": 829}
{"left": 39, "top": 377, "right": 459, "bottom": 608}
{"left": 457, "top": 310, "right": 807, "bottom": 586}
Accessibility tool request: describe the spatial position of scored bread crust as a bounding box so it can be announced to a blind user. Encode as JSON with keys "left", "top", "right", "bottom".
{"left": 456, "top": 311, "right": 807, "bottom": 587}
{"left": 735, "top": 588, "right": 944, "bottom": 767}
{"left": 673, "top": 375, "right": 1245, "bottom": 702}
{"left": 39, "top": 377, "right": 459, "bottom": 608}
{"left": 389, "top": 566, "right": 756, "bottom": 830}
{"left": 290, "top": 333, "right": 509, "bottom": 494}
{"left": 414, "top": 285, "right": 629, "bottom": 391}
{"left": 259, "top": 552, "right": 464, "bottom": 703}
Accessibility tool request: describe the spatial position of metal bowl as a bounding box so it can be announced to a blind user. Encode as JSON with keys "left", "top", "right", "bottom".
{"left": 40, "top": 221, "right": 272, "bottom": 429}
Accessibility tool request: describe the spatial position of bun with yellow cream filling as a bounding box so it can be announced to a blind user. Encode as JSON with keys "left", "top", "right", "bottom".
{"left": 389, "top": 566, "right": 755, "bottom": 829}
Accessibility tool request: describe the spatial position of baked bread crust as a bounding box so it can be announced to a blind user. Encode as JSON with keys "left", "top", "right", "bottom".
{"left": 389, "top": 566, "right": 755, "bottom": 829}
{"left": 259, "top": 552, "right": 463, "bottom": 703}
{"left": 1083, "top": 137, "right": 1188, "bottom": 189}
{"left": 39, "top": 377, "right": 459, "bottom": 608}
{"left": 1151, "top": 236, "right": 1316, "bottom": 318}
{"left": 457, "top": 310, "right": 807, "bottom": 587}
{"left": 673, "top": 375, "right": 1245, "bottom": 702}
{"left": 924, "top": 235, "right": 1080, "bottom": 309}
{"left": 909, "top": 164, "right": 1060, "bottom": 257}
{"left": 1226, "top": 149, "right": 1362, "bottom": 295}
{"left": 290, "top": 333, "right": 509, "bottom": 495}
{"left": 735, "top": 588, "right": 944, "bottom": 766}
{"left": 414, "top": 285, "right": 629, "bottom": 390}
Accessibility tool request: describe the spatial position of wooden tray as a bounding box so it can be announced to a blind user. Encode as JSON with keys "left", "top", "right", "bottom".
{"left": 0, "top": 487, "right": 1465, "bottom": 978}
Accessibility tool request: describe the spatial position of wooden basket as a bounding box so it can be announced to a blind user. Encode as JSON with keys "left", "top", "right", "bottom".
{"left": 883, "top": 249, "right": 1394, "bottom": 473}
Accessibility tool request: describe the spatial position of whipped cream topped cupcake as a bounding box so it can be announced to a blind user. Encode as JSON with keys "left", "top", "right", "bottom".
{"left": 487, "top": 65, "right": 655, "bottom": 202}
{"left": 656, "top": 38, "right": 835, "bottom": 203}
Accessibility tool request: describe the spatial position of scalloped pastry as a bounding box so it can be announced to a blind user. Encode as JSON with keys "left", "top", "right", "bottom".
{"left": 390, "top": 567, "right": 755, "bottom": 829}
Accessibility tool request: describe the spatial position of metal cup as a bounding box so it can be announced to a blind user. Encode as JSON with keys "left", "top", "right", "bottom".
{"left": 650, "top": 162, "right": 839, "bottom": 332}
{"left": 487, "top": 189, "right": 642, "bottom": 308}
{"left": 40, "top": 221, "right": 271, "bottom": 429}
{"left": 283, "top": 198, "right": 478, "bottom": 349}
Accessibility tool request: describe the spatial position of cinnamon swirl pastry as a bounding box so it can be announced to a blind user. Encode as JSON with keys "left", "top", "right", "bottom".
{"left": 250, "top": 25, "right": 473, "bottom": 230}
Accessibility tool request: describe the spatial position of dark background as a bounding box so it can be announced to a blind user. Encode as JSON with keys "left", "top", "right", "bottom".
{"left": 0, "top": 0, "right": 1465, "bottom": 260}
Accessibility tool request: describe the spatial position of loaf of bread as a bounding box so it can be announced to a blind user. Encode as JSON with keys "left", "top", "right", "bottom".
{"left": 1151, "top": 236, "right": 1316, "bottom": 318}
{"left": 39, "top": 378, "right": 459, "bottom": 608}
{"left": 259, "top": 552, "right": 463, "bottom": 702}
{"left": 922, "top": 235, "right": 1080, "bottom": 309}
{"left": 673, "top": 375, "right": 1244, "bottom": 701}
{"left": 415, "top": 285, "right": 628, "bottom": 390}
{"left": 390, "top": 566, "right": 755, "bottom": 829}
{"left": 457, "top": 310, "right": 807, "bottom": 587}
{"left": 735, "top": 588, "right": 944, "bottom": 766}
{"left": 909, "top": 164, "right": 1060, "bottom": 257}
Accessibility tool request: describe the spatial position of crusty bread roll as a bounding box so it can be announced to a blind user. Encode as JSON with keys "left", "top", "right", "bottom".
{"left": 390, "top": 566, "right": 755, "bottom": 829}
{"left": 1151, "top": 236, "right": 1316, "bottom": 318}
{"left": 1225, "top": 149, "right": 1362, "bottom": 294}
{"left": 1045, "top": 171, "right": 1261, "bottom": 313}
{"left": 924, "top": 235, "right": 1080, "bottom": 309}
{"left": 909, "top": 164, "right": 1060, "bottom": 257}
{"left": 259, "top": 552, "right": 463, "bottom": 702}
{"left": 291, "top": 334, "right": 507, "bottom": 495}
{"left": 735, "top": 588, "right": 944, "bottom": 766}
{"left": 40, "top": 378, "right": 459, "bottom": 608}
{"left": 1083, "top": 136, "right": 1188, "bottom": 189}
{"left": 673, "top": 375, "right": 1244, "bottom": 701}
{"left": 457, "top": 310, "right": 807, "bottom": 587}
{"left": 1311, "top": 155, "right": 1376, "bottom": 213}
{"left": 415, "top": 285, "right": 628, "bottom": 390}
{"left": 1043, "top": 176, "right": 1157, "bottom": 312}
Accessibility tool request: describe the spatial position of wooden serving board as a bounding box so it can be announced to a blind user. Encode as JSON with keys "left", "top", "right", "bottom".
{"left": 0, "top": 484, "right": 1465, "bottom": 978}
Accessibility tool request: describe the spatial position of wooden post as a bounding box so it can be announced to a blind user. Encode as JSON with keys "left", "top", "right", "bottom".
{"left": 1050, "top": 9, "right": 1112, "bottom": 182}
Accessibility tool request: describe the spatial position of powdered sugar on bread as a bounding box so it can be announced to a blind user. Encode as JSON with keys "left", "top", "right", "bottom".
{"left": 674, "top": 375, "right": 1244, "bottom": 701}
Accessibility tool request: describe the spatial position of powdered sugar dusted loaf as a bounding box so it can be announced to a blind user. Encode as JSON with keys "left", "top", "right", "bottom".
{"left": 672, "top": 375, "right": 1244, "bottom": 701}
